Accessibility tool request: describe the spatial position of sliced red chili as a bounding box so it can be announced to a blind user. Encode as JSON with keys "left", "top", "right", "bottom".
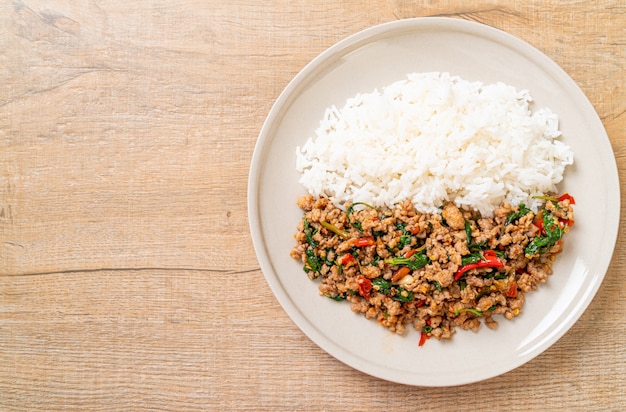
{"left": 483, "top": 250, "right": 497, "bottom": 258}
{"left": 356, "top": 275, "right": 372, "bottom": 299}
{"left": 534, "top": 212, "right": 558, "bottom": 232}
{"left": 557, "top": 193, "right": 576, "bottom": 204}
{"left": 506, "top": 282, "right": 518, "bottom": 298}
{"left": 391, "top": 266, "right": 411, "bottom": 283}
{"left": 454, "top": 250, "right": 504, "bottom": 280}
{"left": 353, "top": 236, "right": 375, "bottom": 247}
{"left": 339, "top": 253, "right": 355, "bottom": 265}
{"left": 418, "top": 331, "right": 430, "bottom": 347}
{"left": 403, "top": 249, "right": 417, "bottom": 258}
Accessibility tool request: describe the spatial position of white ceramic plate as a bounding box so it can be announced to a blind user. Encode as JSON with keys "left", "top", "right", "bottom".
{"left": 248, "top": 18, "right": 620, "bottom": 386}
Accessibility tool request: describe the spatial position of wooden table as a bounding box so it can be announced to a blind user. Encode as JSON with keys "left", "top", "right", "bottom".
{"left": 1, "top": 1, "right": 624, "bottom": 410}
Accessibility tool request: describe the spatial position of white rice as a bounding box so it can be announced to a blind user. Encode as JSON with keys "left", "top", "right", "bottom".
{"left": 295, "top": 72, "right": 574, "bottom": 216}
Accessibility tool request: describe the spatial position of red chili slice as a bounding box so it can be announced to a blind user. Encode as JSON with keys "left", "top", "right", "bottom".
{"left": 356, "top": 275, "right": 372, "bottom": 300}
{"left": 403, "top": 249, "right": 417, "bottom": 258}
{"left": 506, "top": 282, "right": 518, "bottom": 298}
{"left": 454, "top": 250, "right": 504, "bottom": 280}
{"left": 353, "top": 236, "right": 375, "bottom": 247}
{"left": 391, "top": 266, "right": 411, "bottom": 283}
{"left": 339, "top": 253, "right": 355, "bottom": 265}
{"left": 557, "top": 193, "right": 576, "bottom": 204}
{"left": 418, "top": 331, "right": 430, "bottom": 347}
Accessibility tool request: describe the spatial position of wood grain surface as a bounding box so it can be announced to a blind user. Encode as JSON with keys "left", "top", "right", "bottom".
{"left": 1, "top": 1, "right": 624, "bottom": 410}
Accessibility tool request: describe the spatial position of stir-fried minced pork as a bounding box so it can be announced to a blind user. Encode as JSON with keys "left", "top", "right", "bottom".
{"left": 290, "top": 194, "right": 575, "bottom": 345}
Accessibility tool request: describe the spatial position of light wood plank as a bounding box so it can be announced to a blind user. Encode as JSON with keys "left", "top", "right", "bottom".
{"left": 1, "top": 0, "right": 624, "bottom": 410}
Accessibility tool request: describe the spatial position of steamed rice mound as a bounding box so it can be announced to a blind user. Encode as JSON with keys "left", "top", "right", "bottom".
{"left": 295, "top": 72, "right": 574, "bottom": 216}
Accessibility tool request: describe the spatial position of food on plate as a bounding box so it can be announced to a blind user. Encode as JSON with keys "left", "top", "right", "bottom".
{"left": 291, "top": 72, "right": 575, "bottom": 345}
{"left": 290, "top": 194, "right": 575, "bottom": 345}
{"left": 296, "top": 72, "right": 573, "bottom": 217}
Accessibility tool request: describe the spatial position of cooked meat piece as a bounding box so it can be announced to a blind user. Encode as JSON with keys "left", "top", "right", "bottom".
{"left": 442, "top": 202, "right": 465, "bottom": 230}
